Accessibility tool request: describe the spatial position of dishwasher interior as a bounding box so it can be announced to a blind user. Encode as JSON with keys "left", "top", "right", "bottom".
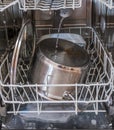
{"left": 0, "top": 0, "right": 114, "bottom": 129}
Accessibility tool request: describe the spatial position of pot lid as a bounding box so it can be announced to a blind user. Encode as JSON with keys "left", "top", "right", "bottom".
{"left": 39, "top": 38, "right": 89, "bottom": 67}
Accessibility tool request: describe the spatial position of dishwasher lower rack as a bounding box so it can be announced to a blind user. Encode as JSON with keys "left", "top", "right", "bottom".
{"left": 0, "top": 27, "right": 114, "bottom": 115}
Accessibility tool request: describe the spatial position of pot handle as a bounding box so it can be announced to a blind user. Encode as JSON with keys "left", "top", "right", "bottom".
{"left": 47, "top": 75, "right": 53, "bottom": 84}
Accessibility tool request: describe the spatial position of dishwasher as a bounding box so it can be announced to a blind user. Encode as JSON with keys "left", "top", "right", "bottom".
{"left": 0, "top": 0, "right": 114, "bottom": 129}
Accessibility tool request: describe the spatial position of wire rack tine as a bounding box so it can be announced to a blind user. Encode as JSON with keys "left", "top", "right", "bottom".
{"left": 0, "top": 0, "right": 18, "bottom": 12}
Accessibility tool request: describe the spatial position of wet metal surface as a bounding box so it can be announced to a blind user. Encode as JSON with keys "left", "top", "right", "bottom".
{"left": 6, "top": 112, "right": 111, "bottom": 129}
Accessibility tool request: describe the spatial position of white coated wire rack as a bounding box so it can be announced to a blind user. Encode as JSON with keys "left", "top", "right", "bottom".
{"left": 0, "top": 0, "right": 114, "bottom": 12}
{"left": 18, "top": 0, "right": 82, "bottom": 11}
{"left": 0, "top": 0, "right": 18, "bottom": 12}
{"left": 99, "top": 0, "right": 114, "bottom": 9}
{"left": 0, "top": 27, "right": 114, "bottom": 115}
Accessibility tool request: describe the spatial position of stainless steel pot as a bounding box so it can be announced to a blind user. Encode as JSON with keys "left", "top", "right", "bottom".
{"left": 32, "top": 38, "right": 89, "bottom": 100}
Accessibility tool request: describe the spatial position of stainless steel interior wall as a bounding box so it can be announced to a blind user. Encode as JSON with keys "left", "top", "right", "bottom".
{"left": 0, "top": 4, "right": 22, "bottom": 50}
{"left": 92, "top": 0, "right": 114, "bottom": 28}
{"left": 0, "top": 4, "right": 22, "bottom": 28}
{"left": 92, "top": 0, "right": 114, "bottom": 61}
{"left": 33, "top": 0, "right": 92, "bottom": 28}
